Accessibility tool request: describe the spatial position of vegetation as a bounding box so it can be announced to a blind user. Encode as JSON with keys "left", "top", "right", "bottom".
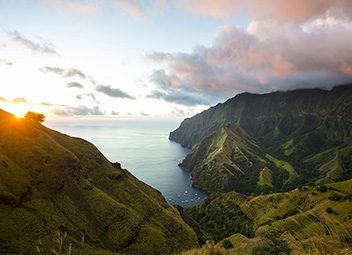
{"left": 0, "top": 109, "right": 197, "bottom": 254}
{"left": 170, "top": 84, "right": 352, "bottom": 195}
{"left": 180, "top": 241, "right": 228, "bottom": 255}
{"left": 24, "top": 111, "right": 46, "bottom": 123}
{"left": 221, "top": 240, "right": 233, "bottom": 249}
{"left": 183, "top": 179, "right": 352, "bottom": 254}
{"left": 257, "top": 167, "right": 273, "bottom": 190}
{"left": 186, "top": 193, "right": 253, "bottom": 241}
{"left": 265, "top": 154, "right": 298, "bottom": 184}
{"left": 1, "top": 84, "right": 352, "bottom": 254}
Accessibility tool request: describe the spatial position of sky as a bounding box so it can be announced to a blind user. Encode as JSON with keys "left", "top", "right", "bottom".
{"left": 0, "top": 0, "right": 351, "bottom": 119}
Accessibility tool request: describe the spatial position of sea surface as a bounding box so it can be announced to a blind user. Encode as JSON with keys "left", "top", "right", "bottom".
{"left": 46, "top": 119, "right": 207, "bottom": 207}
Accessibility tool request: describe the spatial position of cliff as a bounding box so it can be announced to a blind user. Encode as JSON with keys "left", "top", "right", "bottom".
{"left": 170, "top": 84, "right": 352, "bottom": 193}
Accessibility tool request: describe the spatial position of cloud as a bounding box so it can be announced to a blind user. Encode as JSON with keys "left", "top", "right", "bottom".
{"left": 86, "top": 93, "right": 98, "bottom": 102}
{"left": 146, "top": 69, "right": 210, "bottom": 106}
{"left": 147, "top": 18, "right": 352, "bottom": 100}
{"left": 53, "top": 105, "right": 104, "bottom": 116}
{"left": 95, "top": 84, "right": 135, "bottom": 99}
{"left": 171, "top": 107, "right": 185, "bottom": 116}
{"left": 109, "top": 0, "right": 146, "bottom": 18}
{"left": 7, "top": 30, "right": 56, "bottom": 54}
{"left": 75, "top": 93, "right": 99, "bottom": 103}
{"left": 45, "top": 0, "right": 99, "bottom": 16}
{"left": 0, "top": 97, "right": 9, "bottom": 102}
{"left": 140, "top": 112, "right": 149, "bottom": 116}
{"left": 0, "top": 58, "right": 13, "bottom": 66}
{"left": 66, "top": 81, "right": 84, "bottom": 89}
{"left": 40, "top": 66, "right": 87, "bottom": 79}
{"left": 181, "top": 0, "right": 352, "bottom": 22}
{"left": 45, "top": 0, "right": 165, "bottom": 19}
{"left": 40, "top": 102, "right": 55, "bottom": 106}
{"left": 108, "top": 0, "right": 166, "bottom": 19}
{"left": 147, "top": 89, "right": 209, "bottom": 106}
{"left": 12, "top": 97, "right": 28, "bottom": 104}
{"left": 40, "top": 67, "right": 132, "bottom": 102}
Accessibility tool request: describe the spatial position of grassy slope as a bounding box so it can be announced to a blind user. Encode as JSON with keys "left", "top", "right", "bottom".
{"left": 185, "top": 179, "right": 352, "bottom": 254}
{"left": 257, "top": 167, "right": 273, "bottom": 189}
{"left": 0, "top": 109, "right": 197, "bottom": 254}
{"left": 181, "top": 127, "right": 271, "bottom": 194}
{"left": 171, "top": 84, "right": 352, "bottom": 195}
{"left": 265, "top": 154, "right": 298, "bottom": 184}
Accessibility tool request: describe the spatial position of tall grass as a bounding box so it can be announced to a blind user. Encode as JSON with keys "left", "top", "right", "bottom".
{"left": 181, "top": 214, "right": 352, "bottom": 255}
{"left": 35, "top": 231, "right": 85, "bottom": 255}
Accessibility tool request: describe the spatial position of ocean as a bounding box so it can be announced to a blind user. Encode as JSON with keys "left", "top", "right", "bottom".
{"left": 45, "top": 119, "right": 207, "bottom": 207}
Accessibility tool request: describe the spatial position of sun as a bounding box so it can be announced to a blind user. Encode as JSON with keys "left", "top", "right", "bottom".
{"left": 2, "top": 104, "right": 28, "bottom": 118}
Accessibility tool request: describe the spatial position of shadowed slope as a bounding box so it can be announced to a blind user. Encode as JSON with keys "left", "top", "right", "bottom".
{"left": 171, "top": 84, "right": 352, "bottom": 194}
{"left": 0, "top": 109, "right": 197, "bottom": 254}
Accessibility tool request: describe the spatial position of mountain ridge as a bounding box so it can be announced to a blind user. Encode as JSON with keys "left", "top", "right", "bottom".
{"left": 170, "top": 83, "right": 352, "bottom": 194}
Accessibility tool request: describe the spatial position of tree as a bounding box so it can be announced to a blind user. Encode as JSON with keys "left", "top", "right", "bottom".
{"left": 24, "top": 111, "right": 45, "bottom": 123}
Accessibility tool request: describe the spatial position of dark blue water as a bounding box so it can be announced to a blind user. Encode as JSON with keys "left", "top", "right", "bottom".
{"left": 45, "top": 119, "right": 207, "bottom": 207}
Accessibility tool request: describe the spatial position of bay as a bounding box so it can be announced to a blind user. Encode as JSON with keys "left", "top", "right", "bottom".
{"left": 45, "top": 119, "right": 207, "bottom": 207}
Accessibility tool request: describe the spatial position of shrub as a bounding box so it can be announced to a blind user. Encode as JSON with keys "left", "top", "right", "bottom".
{"left": 222, "top": 239, "right": 233, "bottom": 249}
{"left": 328, "top": 193, "right": 343, "bottom": 201}
{"left": 344, "top": 193, "right": 352, "bottom": 202}
{"left": 252, "top": 245, "right": 270, "bottom": 254}
{"left": 317, "top": 185, "right": 328, "bottom": 192}
{"left": 326, "top": 207, "right": 334, "bottom": 214}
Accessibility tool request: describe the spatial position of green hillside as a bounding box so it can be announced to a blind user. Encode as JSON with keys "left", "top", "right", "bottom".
{"left": 183, "top": 179, "right": 352, "bottom": 254}
{"left": 171, "top": 84, "right": 352, "bottom": 194}
{"left": 0, "top": 109, "right": 198, "bottom": 254}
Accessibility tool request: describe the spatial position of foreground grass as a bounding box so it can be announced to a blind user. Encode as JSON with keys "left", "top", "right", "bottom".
{"left": 184, "top": 178, "right": 352, "bottom": 255}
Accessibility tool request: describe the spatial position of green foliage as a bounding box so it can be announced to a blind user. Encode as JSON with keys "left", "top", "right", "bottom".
{"left": 221, "top": 240, "right": 233, "bottom": 249}
{"left": 326, "top": 207, "right": 334, "bottom": 214}
{"left": 36, "top": 231, "right": 73, "bottom": 255}
{"left": 0, "top": 109, "right": 198, "bottom": 255}
{"left": 329, "top": 193, "right": 343, "bottom": 201}
{"left": 180, "top": 241, "right": 228, "bottom": 255}
{"left": 317, "top": 185, "right": 328, "bottom": 192}
{"left": 344, "top": 193, "right": 352, "bottom": 201}
{"left": 265, "top": 154, "right": 298, "bottom": 185}
{"left": 24, "top": 111, "right": 45, "bottom": 123}
{"left": 185, "top": 178, "right": 352, "bottom": 255}
{"left": 186, "top": 193, "right": 253, "bottom": 241}
{"left": 170, "top": 84, "right": 352, "bottom": 195}
{"left": 257, "top": 167, "right": 273, "bottom": 190}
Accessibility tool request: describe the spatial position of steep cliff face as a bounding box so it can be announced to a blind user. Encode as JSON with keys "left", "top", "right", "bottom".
{"left": 0, "top": 109, "right": 198, "bottom": 255}
{"left": 170, "top": 84, "right": 352, "bottom": 194}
